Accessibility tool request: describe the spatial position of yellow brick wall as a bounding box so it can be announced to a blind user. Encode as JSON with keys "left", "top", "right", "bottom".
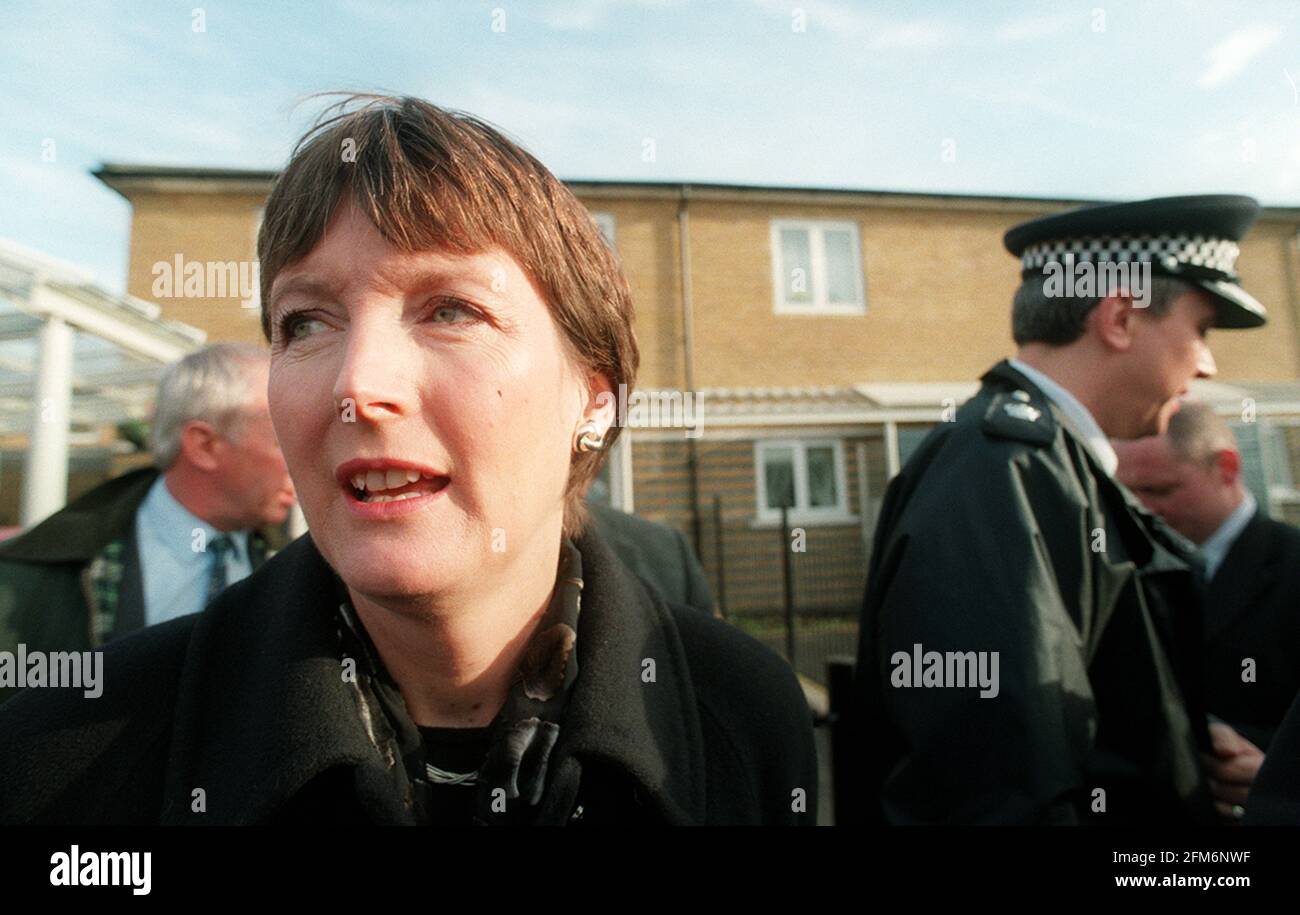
{"left": 125, "top": 191, "right": 268, "bottom": 346}
{"left": 117, "top": 184, "right": 1300, "bottom": 386}
{"left": 686, "top": 199, "right": 1300, "bottom": 386}
{"left": 1212, "top": 222, "right": 1300, "bottom": 382}
{"left": 580, "top": 197, "right": 685, "bottom": 390}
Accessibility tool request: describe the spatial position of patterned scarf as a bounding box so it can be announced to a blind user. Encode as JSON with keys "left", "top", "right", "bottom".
{"left": 334, "top": 540, "right": 584, "bottom": 825}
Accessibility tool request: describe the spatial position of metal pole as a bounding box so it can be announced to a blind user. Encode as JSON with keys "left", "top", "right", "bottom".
{"left": 884, "top": 419, "right": 901, "bottom": 481}
{"left": 827, "top": 656, "right": 862, "bottom": 825}
{"left": 677, "top": 186, "right": 703, "bottom": 557}
{"left": 712, "top": 493, "right": 727, "bottom": 620}
{"left": 22, "top": 314, "right": 73, "bottom": 527}
{"left": 781, "top": 505, "right": 796, "bottom": 668}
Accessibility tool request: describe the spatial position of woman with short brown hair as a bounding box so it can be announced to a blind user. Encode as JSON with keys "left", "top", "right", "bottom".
{"left": 0, "top": 95, "right": 816, "bottom": 826}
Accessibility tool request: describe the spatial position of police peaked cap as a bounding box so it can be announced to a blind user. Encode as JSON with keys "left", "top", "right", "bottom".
{"left": 1004, "top": 194, "right": 1267, "bottom": 328}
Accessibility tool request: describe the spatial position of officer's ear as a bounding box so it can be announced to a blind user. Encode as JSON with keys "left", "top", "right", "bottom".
{"left": 1091, "top": 293, "right": 1139, "bottom": 353}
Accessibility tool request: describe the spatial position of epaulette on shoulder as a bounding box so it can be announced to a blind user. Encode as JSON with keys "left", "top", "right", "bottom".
{"left": 982, "top": 388, "right": 1056, "bottom": 446}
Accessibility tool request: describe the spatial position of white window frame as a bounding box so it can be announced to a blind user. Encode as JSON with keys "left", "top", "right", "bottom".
{"left": 609, "top": 429, "right": 634, "bottom": 511}
{"left": 1234, "top": 418, "right": 1300, "bottom": 511}
{"left": 753, "top": 438, "right": 854, "bottom": 525}
{"left": 588, "top": 428, "right": 634, "bottom": 511}
{"left": 591, "top": 212, "right": 617, "bottom": 248}
{"left": 769, "top": 219, "right": 866, "bottom": 315}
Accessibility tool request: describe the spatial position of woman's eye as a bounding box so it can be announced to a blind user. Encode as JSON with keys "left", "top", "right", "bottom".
{"left": 282, "top": 313, "right": 328, "bottom": 340}
{"left": 430, "top": 299, "right": 480, "bottom": 325}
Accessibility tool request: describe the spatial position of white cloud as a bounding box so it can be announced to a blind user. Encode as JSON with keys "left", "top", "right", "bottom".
{"left": 335, "top": 0, "right": 415, "bottom": 24}
{"left": 540, "top": 0, "right": 607, "bottom": 32}
{"left": 1197, "top": 24, "right": 1283, "bottom": 88}
{"left": 457, "top": 85, "right": 597, "bottom": 134}
{"left": 994, "top": 12, "right": 1078, "bottom": 44}
{"left": 539, "top": 0, "right": 685, "bottom": 32}
{"left": 866, "top": 19, "right": 956, "bottom": 51}
{"left": 1164, "top": 111, "right": 1300, "bottom": 201}
{"left": 751, "top": 0, "right": 959, "bottom": 49}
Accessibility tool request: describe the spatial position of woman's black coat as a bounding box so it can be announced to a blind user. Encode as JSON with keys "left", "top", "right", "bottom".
{"left": 0, "top": 527, "right": 817, "bottom": 825}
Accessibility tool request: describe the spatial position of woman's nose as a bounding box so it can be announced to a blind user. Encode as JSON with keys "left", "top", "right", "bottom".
{"left": 331, "top": 316, "right": 416, "bottom": 423}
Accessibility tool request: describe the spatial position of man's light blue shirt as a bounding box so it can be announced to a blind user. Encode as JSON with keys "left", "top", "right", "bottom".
{"left": 1010, "top": 359, "right": 1119, "bottom": 477}
{"left": 135, "top": 475, "right": 253, "bottom": 626}
{"left": 1199, "top": 490, "right": 1257, "bottom": 581}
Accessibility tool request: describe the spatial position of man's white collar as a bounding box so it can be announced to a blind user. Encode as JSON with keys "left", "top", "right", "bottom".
{"left": 1200, "top": 490, "right": 1257, "bottom": 581}
{"left": 1009, "top": 359, "right": 1118, "bottom": 477}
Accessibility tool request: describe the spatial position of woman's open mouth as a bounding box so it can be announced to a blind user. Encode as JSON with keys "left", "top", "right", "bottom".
{"left": 335, "top": 459, "right": 451, "bottom": 515}
{"left": 348, "top": 468, "right": 448, "bottom": 503}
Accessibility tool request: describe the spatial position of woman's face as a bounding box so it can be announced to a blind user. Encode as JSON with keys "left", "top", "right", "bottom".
{"left": 267, "top": 199, "right": 606, "bottom": 604}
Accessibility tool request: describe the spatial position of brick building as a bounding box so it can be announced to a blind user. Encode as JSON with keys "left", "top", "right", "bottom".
{"left": 91, "top": 166, "right": 1300, "bottom": 670}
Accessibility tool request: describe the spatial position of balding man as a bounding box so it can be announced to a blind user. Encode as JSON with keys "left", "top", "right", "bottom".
{"left": 1115, "top": 402, "right": 1300, "bottom": 822}
{"left": 0, "top": 343, "right": 296, "bottom": 702}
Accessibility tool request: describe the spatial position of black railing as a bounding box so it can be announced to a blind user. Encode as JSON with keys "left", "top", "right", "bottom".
{"left": 697, "top": 496, "right": 866, "bottom": 687}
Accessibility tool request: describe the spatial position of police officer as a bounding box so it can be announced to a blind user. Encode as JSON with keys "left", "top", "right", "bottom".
{"left": 856, "top": 195, "right": 1268, "bottom": 824}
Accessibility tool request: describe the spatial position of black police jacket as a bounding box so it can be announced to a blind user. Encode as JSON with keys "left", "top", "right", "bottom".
{"left": 856, "top": 360, "right": 1215, "bottom": 825}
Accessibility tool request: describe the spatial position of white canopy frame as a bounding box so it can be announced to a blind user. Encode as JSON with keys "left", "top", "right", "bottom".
{"left": 0, "top": 239, "right": 205, "bottom": 526}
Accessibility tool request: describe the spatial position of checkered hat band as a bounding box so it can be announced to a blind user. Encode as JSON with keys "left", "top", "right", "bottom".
{"left": 1020, "top": 234, "right": 1240, "bottom": 275}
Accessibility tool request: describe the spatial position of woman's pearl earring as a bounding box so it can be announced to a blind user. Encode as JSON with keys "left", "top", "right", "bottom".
{"left": 574, "top": 420, "right": 605, "bottom": 453}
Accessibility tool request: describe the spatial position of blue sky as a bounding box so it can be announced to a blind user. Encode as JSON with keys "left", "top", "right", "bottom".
{"left": 3, "top": 0, "right": 1299, "bottom": 293}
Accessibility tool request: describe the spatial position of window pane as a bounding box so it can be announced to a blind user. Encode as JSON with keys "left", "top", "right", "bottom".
{"left": 1231, "top": 422, "right": 1271, "bottom": 514}
{"left": 763, "top": 447, "right": 796, "bottom": 509}
{"left": 780, "top": 229, "right": 813, "bottom": 303}
{"left": 806, "top": 446, "right": 838, "bottom": 507}
{"left": 1264, "top": 424, "right": 1294, "bottom": 488}
{"left": 592, "top": 213, "right": 616, "bottom": 246}
{"left": 897, "top": 426, "right": 935, "bottom": 469}
{"left": 823, "top": 229, "right": 859, "bottom": 304}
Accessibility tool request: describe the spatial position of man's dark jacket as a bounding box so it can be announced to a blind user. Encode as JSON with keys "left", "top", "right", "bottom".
{"left": 0, "top": 525, "right": 817, "bottom": 825}
{"left": 1244, "top": 688, "right": 1300, "bottom": 825}
{"left": 0, "top": 468, "right": 277, "bottom": 702}
{"left": 1201, "top": 509, "right": 1300, "bottom": 751}
{"left": 855, "top": 360, "right": 1214, "bottom": 825}
{"left": 587, "top": 500, "right": 716, "bottom": 614}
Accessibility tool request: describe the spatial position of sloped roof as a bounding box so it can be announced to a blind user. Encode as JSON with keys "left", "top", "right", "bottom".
{"left": 695, "top": 376, "right": 1300, "bottom": 425}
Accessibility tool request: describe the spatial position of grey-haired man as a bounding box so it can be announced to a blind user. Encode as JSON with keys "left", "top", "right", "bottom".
{"left": 0, "top": 343, "right": 295, "bottom": 701}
